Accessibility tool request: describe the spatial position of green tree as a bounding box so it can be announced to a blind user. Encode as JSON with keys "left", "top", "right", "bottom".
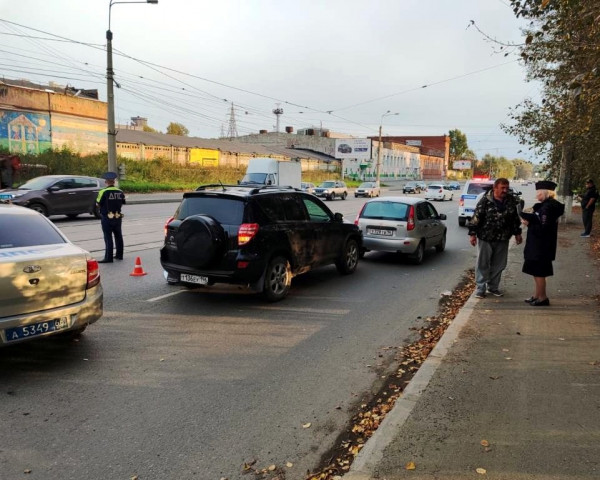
{"left": 166, "top": 122, "right": 189, "bottom": 136}
{"left": 501, "top": 1, "right": 600, "bottom": 191}
{"left": 448, "top": 129, "right": 469, "bottom": 162}
{"left": 143, "top": 125, "right": 160, "bottom": 133}
{"left": 513, "top": 159, "right": 534, "bottom": 180}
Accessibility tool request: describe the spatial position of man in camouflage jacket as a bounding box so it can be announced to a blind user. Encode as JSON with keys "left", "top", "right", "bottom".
{"left": 468, "top": 178, "right": 522, "bottom": 298}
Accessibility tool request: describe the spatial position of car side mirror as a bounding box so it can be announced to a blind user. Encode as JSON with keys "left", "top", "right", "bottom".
{"left": 48, "top": 186, "right": 60, "bottom": 192}
{"left": 439, "top": 214, "right": 447, "bottom": 220}
{"left": 333, "top": 212, "right": 344, "bottom": 222}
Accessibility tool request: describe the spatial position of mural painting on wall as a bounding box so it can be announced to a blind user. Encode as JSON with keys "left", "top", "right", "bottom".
{"left": 0, "top": 111, "right": 52, "bottom": 154}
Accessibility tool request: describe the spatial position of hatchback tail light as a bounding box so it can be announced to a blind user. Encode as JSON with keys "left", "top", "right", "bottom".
{"left": 87, "top": 259, "right": 100, "bottom": 289}
{"left": 164, "top": 216, "right": 174, "bottom": 237}
{"left": 354, "top": 204, "right": 367, "bottom": 225}
{"left": 438, "top": 188, "right": 443, "bottom": 193}
{"left": 407, "top": 205, "right": 415, "bottom": 231}
{"left": 238, "top": 223, "right": 259, "bottom": 245}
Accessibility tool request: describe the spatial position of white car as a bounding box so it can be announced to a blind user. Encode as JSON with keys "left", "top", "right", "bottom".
{"left": 355, "top": 181, "right": 381, "bottom": 198}
{"left": 457, "top": 178, "right": 494, "bottom": 226}
{"left": 0, "top": 202, "right": 103, "bottom": 345}
{"left": 425, "top": 184, "right": 453, "bottom": 201}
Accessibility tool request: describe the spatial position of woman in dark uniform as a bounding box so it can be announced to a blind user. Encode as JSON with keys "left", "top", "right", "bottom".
{"left": 520, "top": 181, "right": 564, "bottom": 306}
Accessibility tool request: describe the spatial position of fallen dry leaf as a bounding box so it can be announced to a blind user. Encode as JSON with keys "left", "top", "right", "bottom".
{"left": 480, "top": 440, "right": 490, "bottom": 447}
{"left": 303, "top": 422, "right": 312, "bottom": 428}
{"left": 476, "top": 467, "right": 487, "bottom": 474}
{"left": 131, "top": 476, "right": 138, "bottom": 480}
{"left": 24, "top": 470, "right": 32, "bottom": 474}
{"left": 286, "top": 462, "right": 293, "bottom": 468}
{"left": 268, "top": 464, "right": 277, "bottom": 471}
{"left": 405, "top": 461, "right": 416, "bottom": 470}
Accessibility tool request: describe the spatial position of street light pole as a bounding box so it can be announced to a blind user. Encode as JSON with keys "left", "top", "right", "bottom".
{"left": 106, "top": 0, "right": 158, "bottom": 182}
{"left": 376, "top": 110, "right": 398, "bottom": 185}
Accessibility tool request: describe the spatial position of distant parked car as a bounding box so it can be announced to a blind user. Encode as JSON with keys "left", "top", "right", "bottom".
{"left": 425, "top": 183, "right": 454, "bottom": 201}
{"left": 416, "top": 181, "right": 427, "bottom": 191}
{"left": 354, "top": 196, "right": 447, "bottom": 264}
{"left": 0, "top": 174, "right": 103, "bottom": 218}
{"left": 355, "top": 181, "right": 380, "bottom": 198}
{"left": 313, "top": 181, "right": 348, "bottom": 201}
{"left": 447, "top": 181, "right": 461, "bottom": 190}
{"left": 403, "top": 181, "right": 422, "bottom": 194}
{"left": 301, "top": 182, "right": 315, "bottom": 194}
{"left": 0, "top": 203, "right": 103, "bottom": 345}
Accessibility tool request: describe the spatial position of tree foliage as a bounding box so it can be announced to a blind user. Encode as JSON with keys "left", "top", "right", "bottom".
{"left": 476, "top": 154, "right": 516, "bottom": 180}
{"left": 502, "top": 0, "right": 600, "bottom": 190}
{"left": 448, "top": 129, "right": 470, "bottom": 161}
{"left": 142, "top": 125, "right": 159, "bottom": 133}
{"left": 166, "top": 122, "right": 189, "bottom": 136}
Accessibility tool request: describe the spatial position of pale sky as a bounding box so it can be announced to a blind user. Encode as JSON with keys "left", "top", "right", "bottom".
{"left": 0, "top": 0, "right": 540, "bottom": 161}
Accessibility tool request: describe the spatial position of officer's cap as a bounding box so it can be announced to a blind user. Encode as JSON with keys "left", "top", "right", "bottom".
{"left": 102, "top": 171, "right": 118, "bottom": 180}
{"left": 535, "top": 180, "right": 557, "bottom": 191}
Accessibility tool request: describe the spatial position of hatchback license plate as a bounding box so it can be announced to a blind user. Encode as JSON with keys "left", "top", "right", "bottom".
{"left": 181, "top": 274, "right": 209, "bottom": 285}
{"left": 368, "top": 228, "right": 393, "bottom": 236}
{"left": 5, "top": 317, "right": 69, "bottom": 342}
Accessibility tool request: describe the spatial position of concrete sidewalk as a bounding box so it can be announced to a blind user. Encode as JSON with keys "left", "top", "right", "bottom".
{"left": 344, "top": 223, "right": 600, "bottom": 480}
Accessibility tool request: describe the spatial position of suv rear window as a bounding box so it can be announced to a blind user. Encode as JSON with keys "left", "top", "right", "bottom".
{"left": 0, "top": 214, "right": 65, "bottom": 248}
{"left": 176, "top": 197, "right": 245, "bottom": 224}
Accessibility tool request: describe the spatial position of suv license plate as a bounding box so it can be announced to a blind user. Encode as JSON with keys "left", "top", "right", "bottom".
{"left": 368, "top": 228, "right": 393, "bottom": 236}
{"left": 181, "top": 274, "right": 209, "bottom": 285}
{"left": 5, "top": 317, "right": 69, "bottom": 342}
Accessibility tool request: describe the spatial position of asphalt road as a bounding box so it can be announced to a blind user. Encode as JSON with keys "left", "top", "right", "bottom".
{"left": 0, "top": 188, "right": 534, "bottom": 480}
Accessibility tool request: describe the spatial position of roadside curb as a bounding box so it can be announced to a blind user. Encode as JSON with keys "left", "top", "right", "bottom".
{"left": 343, "top": 293, "right": 477, "bottom": 479}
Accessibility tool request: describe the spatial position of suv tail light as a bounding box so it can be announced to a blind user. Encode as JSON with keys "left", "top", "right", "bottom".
{"left": 238, "top": 223, "right": 259, "bottom": 245}
{"left": 459, "top": 197, "right": 464, "bottom": 207}
{"left": 164, "top": 216, "right": 174, "bottom": 237}
{"left": 87, "top": 259, "right": 100, "bottom": 289}
{"left": 407, "top": 205, "right": 415, "bottom": 231}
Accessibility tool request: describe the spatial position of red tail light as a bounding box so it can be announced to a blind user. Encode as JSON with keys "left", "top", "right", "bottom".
{"left": 164, "top": 216, "right": 174, "bottom": 237}
{"left": 238, "top": 223, "right": 259, "bottom": 245}
{"left": 407, "top": 205, "right": 415, "bottom": 231}
{"left": 459, "top": 197, "right": 464, "bottom": 207}
{"left": 87, "top": 259, "right": 100, "bottom": 289}
{"left": 354, "top": 204, "right": 367, "bottom": 225}
{"left": 438, "top": 189, "right": 443, "bottom": 193}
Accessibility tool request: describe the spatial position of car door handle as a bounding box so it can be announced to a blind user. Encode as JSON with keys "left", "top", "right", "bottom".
{"left": 68, "top": 192, "right": 77, "bottom": 195}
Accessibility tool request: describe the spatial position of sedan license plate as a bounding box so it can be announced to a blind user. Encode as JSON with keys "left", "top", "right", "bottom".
{"left": 180, "top": 274, "right": 209, "bottom": 285}
{"left": 5, "top": 317, "right": 69, "bottom": 342}
{"left": 367, "top": 228, "right": 394, "bottom": 236}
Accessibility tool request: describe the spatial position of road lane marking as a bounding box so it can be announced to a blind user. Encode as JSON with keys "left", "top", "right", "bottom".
{"left": 147, "top": 290, "right": 186, "bottom": 302}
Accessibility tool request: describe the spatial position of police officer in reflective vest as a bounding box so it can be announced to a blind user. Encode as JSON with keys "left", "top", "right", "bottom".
{"left": 96, "top": 172, "right": 126, "bottom": 263}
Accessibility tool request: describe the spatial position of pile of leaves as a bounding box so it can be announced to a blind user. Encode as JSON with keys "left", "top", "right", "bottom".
{"left": 304, "top": 270, "right": 475, "bottom": 480}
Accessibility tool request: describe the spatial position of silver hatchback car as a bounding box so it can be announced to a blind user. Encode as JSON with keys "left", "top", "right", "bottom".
{"left": 354, "top": 196, "right": 447, "bottom": 264}
{"left": 0, "top": 203, "right": 103, "bottom": 345}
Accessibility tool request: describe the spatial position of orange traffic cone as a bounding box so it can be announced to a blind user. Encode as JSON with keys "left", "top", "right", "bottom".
{"left": 130, "top": 256, "right": 148, "bottom": 276}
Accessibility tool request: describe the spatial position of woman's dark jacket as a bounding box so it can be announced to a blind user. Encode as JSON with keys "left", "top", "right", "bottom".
{"left": 523, "top": 198, "right": 565, "bottom": 262}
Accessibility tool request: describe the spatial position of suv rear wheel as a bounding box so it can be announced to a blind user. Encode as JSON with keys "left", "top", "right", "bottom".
{"left": 336, "top": 238, "right": 359, "bottom": 274}
{"left": 263, "top": 256, "right": 292, "bottom": 302}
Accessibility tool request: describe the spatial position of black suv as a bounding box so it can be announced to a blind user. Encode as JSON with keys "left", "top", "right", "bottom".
{"left": 160, "top": 185, "right": 362, "bottom": 301}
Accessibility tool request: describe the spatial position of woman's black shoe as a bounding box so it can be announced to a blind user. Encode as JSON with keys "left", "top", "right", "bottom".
{"left": 530, "top": 298, "right": 550, "bottom": 306}
{"left": 98, "top": 259, "right": 113, "bottom": 264}
{"left": 524, "top": 296, "right": 537, "bottom": 303}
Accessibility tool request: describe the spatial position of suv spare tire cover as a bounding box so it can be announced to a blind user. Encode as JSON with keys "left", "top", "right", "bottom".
{"left": 175, "top": 215, "right": 226, "bottom": 267}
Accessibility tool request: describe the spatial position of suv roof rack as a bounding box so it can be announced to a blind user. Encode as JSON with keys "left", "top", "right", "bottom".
{"left": 195, "top": 184, "right": 299, "bottom": 194}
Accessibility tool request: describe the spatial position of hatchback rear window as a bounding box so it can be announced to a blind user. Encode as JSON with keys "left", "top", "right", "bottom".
{"left": 361, "top": 201, "right": 408, "bottom": 221}
{"left": 0, "top": 214, "right": 65, "bottom": 248}
{"left": 177, "top": 197, "right": 245, "bottom": 224}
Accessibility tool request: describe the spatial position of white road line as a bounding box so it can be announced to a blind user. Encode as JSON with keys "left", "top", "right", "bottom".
{"left": 147, "top": 290, "right": 186, "bottom": 302}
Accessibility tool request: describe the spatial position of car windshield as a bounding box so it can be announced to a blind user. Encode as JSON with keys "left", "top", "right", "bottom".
{"left": 428, "top": 185, "right": 443, "bottom": 189}
{"left": 0, "top": 213, "right": 65, "bottom": 248}
{"left": 467, "top": 183, "right": 493, "bottom": 195}
{"left": 240, "top": 173, "right": 268, "bottom": 184}
{"left": 361, "top": 201, "right": 408, "bottom": 221}
{"left": 320, "top": 181, "right": 336, "bottom": 187}
{"left": 15, "top": 176, "right": 55, "bottom": 190}
{"left": 406, "top": 182, "right": 416, "bottom": 186}
{"left": 359, "top": 183, "right": 374, "bottom": 188}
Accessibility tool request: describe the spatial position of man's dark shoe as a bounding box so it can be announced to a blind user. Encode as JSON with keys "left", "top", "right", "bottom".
{"left": 531, "top": 298, "right": 550, "bottom": 306}
{"left": 115, "top": 256, "right": 123, "bottom": 260}
{"left": 98, "top": 259, "right": 113, "bottom": 264}
{"left": 488, "top": 289, "right": 504, "bottom": 297}
{"left": 524, "top": 296, "right": 537, "bottom": 303}
{"left": 474, "top": 291, "right": 486, "bottom": 299}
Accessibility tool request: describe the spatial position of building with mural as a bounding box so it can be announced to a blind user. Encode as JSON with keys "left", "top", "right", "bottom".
{"left": 0, "top": 82, "right": 107, "bottom": 155}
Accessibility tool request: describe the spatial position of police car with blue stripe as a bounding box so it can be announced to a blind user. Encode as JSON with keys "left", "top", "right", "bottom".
{"left": 457, "top": 177, "right": 494, "bottom": 226}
